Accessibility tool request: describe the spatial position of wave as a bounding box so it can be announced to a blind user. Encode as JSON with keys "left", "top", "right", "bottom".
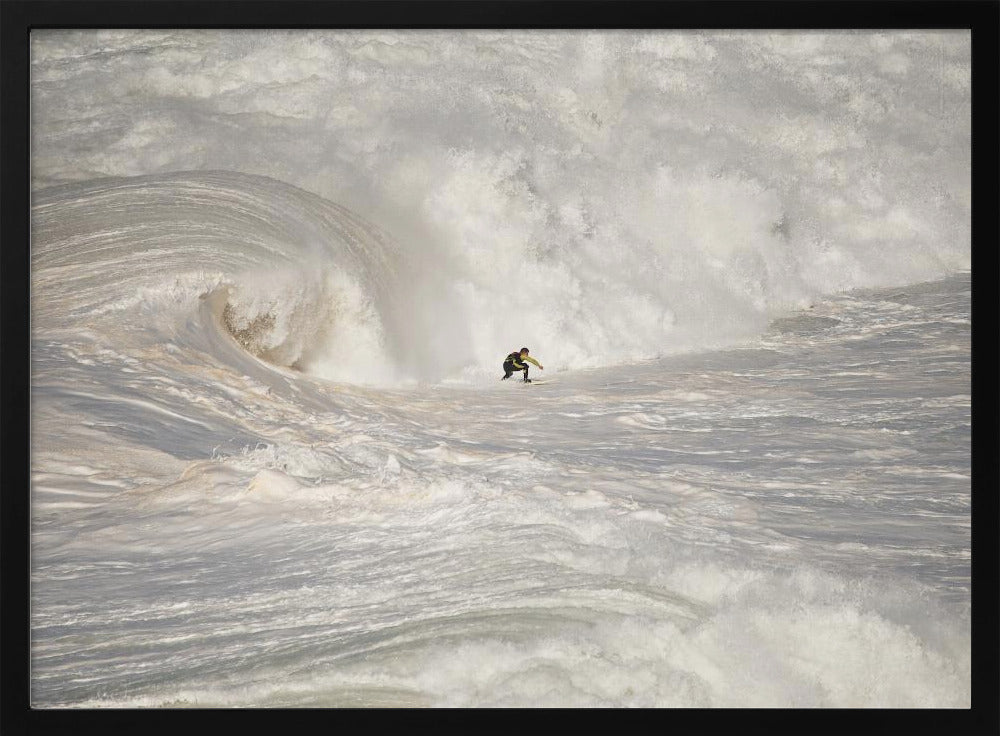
{"left": 27, "top": 31, "right": 972, "bottom": 708}
{"left": 32, "top": 171, "right": 414, "bottom": 384}
{"left": 32, "top": 165, "right": 970, "bottom": 387}
{"left": 30, "top": 31, "right": 971, "bottom": 386}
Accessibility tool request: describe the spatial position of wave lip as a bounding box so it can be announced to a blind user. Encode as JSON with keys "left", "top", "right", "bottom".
{"left": 32, "top": 170, "right": 416, "bottom": 385}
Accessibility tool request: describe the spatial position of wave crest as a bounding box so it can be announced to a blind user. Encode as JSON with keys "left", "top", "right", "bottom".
{"left": 33, "top": 171, "right": 404, "bottom": 384}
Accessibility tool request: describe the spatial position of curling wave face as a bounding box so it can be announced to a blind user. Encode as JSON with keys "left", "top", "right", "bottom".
{"left": 32, "top": 171, "right": 421, "bottom": 384}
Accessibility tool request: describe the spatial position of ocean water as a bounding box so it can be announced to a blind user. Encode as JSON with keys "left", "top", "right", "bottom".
{"left": 29, "top": 30, "right": 971, "bottom": 708}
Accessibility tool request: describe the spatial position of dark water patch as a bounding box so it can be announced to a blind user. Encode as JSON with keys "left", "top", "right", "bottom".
{"left": 37, "top": 385, "right": 266, "bottom": 461}
{"left": 769, "top": 314, "right": 842, "bottom": 335}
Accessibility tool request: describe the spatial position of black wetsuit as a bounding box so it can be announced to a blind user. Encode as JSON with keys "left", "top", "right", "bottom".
{"left": 502, "top": 351, "right": 538, "bottom": 381}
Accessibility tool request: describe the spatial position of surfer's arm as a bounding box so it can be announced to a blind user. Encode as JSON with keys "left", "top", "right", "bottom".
{"left": 524, "top": 356, "right": 543, "bottom": 369}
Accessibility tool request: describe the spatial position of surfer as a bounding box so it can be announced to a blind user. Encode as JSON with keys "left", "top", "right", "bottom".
{"left": 502, "top": 347, "right": 543, "bottom": 383}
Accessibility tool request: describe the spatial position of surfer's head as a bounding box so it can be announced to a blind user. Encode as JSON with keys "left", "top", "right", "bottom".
{"left": 520, "top": 347, "right": 529, "bottom": 356}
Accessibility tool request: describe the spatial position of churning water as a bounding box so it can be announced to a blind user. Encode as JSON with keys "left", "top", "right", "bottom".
{"left": 30, "top": 30, "right": 970, "bottom": 707}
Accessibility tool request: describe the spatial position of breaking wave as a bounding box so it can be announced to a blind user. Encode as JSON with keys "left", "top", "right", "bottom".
{"left": 31, "top": 30, "right": 971, "bottom": 386}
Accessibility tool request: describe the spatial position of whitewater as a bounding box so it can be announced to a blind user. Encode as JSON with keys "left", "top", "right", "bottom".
{"left": 29, "top": 30, "right": 970, "bottom": 707}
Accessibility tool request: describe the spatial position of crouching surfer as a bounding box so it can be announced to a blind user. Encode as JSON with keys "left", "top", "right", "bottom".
{"left": 502, "top": 347, "right": 543, "bottom": 383}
